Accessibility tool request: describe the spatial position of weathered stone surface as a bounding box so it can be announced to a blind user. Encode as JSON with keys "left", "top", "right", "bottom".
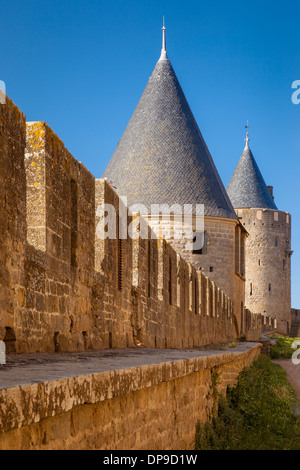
{"left": 0, "top": 343, "right": 261, "bottom": 450}
{"left": 237, "top": 208, "right": 291, "bottom": 335}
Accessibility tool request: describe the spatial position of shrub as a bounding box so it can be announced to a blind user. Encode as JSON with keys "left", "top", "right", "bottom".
{"left": 269, "top": 335, "right": 300, "bottom": 359}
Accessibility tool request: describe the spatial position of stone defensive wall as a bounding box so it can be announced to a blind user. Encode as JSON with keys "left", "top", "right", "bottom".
{"left": 0, "top": 95, "right": 271, "bottom": 354}
{"left": 0, "top": 343, "right": 261, "bottom": 450}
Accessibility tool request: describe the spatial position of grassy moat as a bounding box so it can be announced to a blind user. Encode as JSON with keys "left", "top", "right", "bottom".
{"left": 195, "top": 351, "right": 300, "bottom": 450}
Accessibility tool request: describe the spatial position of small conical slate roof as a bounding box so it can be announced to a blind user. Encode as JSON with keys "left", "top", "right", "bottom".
{"left": 103, "top": 27, "right": 236, "bottom": 219}
{"left": 226, "top": 135, "right": 278, "bottom": 210}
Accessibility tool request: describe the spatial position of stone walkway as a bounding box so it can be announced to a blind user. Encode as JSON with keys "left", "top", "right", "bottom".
{"left": 0, "top": 342, "right": 258, "bottom": 390}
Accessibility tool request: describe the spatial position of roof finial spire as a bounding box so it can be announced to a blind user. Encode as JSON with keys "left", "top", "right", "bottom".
{"left": 244, "top": 121, "right": 250, "bottom": 147}
{"left": 159, "top": 17, "right": 168, "bottom": 61}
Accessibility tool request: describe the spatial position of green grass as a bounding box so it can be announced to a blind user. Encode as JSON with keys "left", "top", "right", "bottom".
{"left": 269, "top": 334, "right": 300, "bottom": 359}
{"left": 195, "top": 354, "right": 300, "bottom": 450}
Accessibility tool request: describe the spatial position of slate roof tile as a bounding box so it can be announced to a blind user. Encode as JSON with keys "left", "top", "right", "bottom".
{"left": 103, "top": 55, "right": 236, "bottom": 219}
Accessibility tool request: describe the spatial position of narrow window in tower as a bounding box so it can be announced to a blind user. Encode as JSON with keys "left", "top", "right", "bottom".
{"left": 201, "top": 276, "right": 207, "bottom": 316}
{"left": 275, "top": 237, "right": 278, "bottom": 247}
{"left": 258, "top": 259, "right": 261, "bottom": 266}
{"left": 117, "top": 217, "right": 123, "bottom": 292}
{"left": 250, "top": 283, "right": 253, "bottom": 296}
{"left": 169, "top": 256, "right": 172, "bottom": 305}
{"left": 193, "top": 232, "right": 206, "bottom": 254}
{"left": 182, "top": 272, "right": 186, "bottom": 312}
{"left": 240, "top": 232, "right": 245, "bottom": 277}
{"left": 269, "top": 284, "right": 272, "bottom": 292}
{"left": 132, "top": 218, "right": 139, "bottom": 288}
{"left": 241, "top": 301, "right": 244, "bottom": 334}
{"left": 71, "top": 179, "right": 78, "bottom": 267}
{"left": 147, "top": 239, "right": 151, "bottom": 297}
{"left": 188, "top": 265, "right": 193, "bottom": 311}
{"left": 176, "top": 253, "right": 181, "bottom": 308}
{"left": 157, "top": 240, "right": 164, "bottom": 301}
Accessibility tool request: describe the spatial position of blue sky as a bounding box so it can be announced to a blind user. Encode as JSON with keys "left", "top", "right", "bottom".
{"left": 2, "top": 0, "right": 300, "bottom": 307}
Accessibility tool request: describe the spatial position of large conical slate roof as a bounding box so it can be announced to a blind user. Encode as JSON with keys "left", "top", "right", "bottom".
{"left": 226, "top": 137, "right": 277, "bottom": 210}
{"left": 103, "top": 30, "right": 236, "bottom": 219}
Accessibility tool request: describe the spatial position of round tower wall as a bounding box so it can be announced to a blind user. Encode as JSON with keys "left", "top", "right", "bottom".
{"left": 237, "top": 208, "right": 292, "bottom": 334}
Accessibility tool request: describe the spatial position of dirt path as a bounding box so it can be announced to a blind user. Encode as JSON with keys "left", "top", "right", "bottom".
{"left": 272, "top": 359, "right": 300, "bottom": 411}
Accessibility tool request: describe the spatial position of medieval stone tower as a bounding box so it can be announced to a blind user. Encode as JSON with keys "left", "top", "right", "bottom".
{"left": 103, "top": 25, "right": 247, "bottom": 332}
{"left": 227, "top": 133, "right": 292, "bottom": 335}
